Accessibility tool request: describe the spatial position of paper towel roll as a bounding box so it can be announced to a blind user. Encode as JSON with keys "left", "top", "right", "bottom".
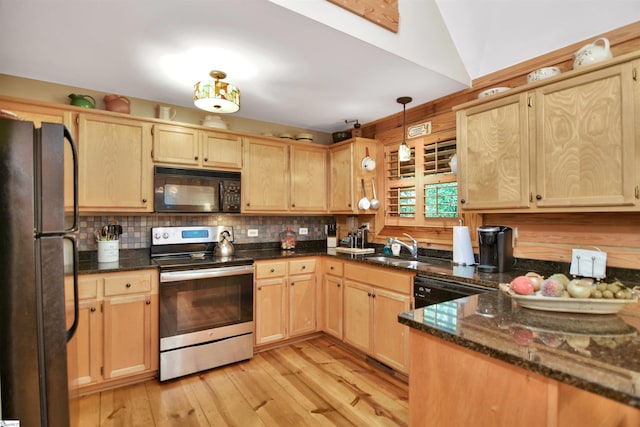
{"left": 453, "top": 226, "right": 475, "bottom": 266}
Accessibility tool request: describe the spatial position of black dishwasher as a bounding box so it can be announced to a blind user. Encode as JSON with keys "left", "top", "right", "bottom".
{"left": 414, "top": 275, "right": 491, "bottom": 308}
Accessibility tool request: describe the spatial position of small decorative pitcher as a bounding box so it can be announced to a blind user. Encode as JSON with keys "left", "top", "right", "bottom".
{"left": 157, "top": 105, "right": 177, "bottom": 120}
{"left": 573, "top": 37, "right": 612, "bottom": 69}
{"left": 68, "top": 94, "right": 96, "bottom": 109}
{"left": 103, "top": 94, "right": 131, "bottom": 114}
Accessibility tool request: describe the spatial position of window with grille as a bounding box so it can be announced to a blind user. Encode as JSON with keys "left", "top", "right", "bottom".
{"left": 384, "top": 130, "right": 458, "bottom": 225}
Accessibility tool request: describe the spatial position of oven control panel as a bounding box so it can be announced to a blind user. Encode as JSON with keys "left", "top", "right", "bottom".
{"left": 152, "top": 226, "right": 234, "bottom": 245}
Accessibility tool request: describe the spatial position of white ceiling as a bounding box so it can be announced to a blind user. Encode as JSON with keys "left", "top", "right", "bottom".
{"left": 1, "top": 0, "right": 638, "bottom": 133}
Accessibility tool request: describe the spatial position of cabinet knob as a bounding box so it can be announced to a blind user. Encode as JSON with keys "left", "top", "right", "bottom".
{"left": 348, "top": 203, "right": 352, "bottom": 207}
{"left": 146, "top": 300, "right": 151, "bottom": 305}
{"left": 372, "top": 293, "right": 376, "bottom": 298}
{"left": 90, "top": 306, "right": 96, "bottom": 312}
{"left": 204, "top": 157, "right": 208, "bottom": 162}
{"left": 337, "top": 283, "right": 341, "bottom": 288}
{"left": 330, "top": 266, "right": 334, "bottom": 270}
{"left": 367, "top": 292, "right": 372, "bottom": 297}
{"left": 258, "top": 286, "right": 262, "bottom": 291}
{"left": 270, "top": 268, "right": 275, "bottom": 273}
{"left": 246, "top": 203, "right": 250, "bottom": 207}
{"left": 536, "top": 194, "right": 542, "bottom": 200}
{"left": 194, "top": 156, "right": 199, "bottom": 160}
{"left": 126, "top": 282, "right": 132, "bottom": 288}
{"left": 142, "top": 198, "right": 147, "bottom": 203}
{"left": 291, "top": 203, "right": 296, "bottom": 207}
{"left": 291, "top": 282, "right": 295, "bottom": 286}
{"left": 460, "top": 199, "right": 466, "bottom": 204}
{"left": 301, "top": 265, "right": 306, "bottom": 270}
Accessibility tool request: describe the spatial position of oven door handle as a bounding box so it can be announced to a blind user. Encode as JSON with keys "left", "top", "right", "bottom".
{"left": 160, "top": 265, "right": 254, "bottom": 282}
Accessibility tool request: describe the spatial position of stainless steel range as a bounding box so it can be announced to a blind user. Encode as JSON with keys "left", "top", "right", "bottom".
{"left": 151, "top": 225, "right": 254, "bottom": 381}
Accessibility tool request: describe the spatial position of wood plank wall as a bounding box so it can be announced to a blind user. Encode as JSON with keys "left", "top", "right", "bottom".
{"left": 360, "top": 22, "right": 640, "bottom": 270}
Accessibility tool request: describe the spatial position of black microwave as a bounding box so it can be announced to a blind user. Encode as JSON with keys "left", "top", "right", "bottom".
{"left": 154, "top": 166, "right": 241, "bottom": 213}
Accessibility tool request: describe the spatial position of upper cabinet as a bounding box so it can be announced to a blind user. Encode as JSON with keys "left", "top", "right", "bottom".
{"left": 457, "top": 54, "right": 640, "bottom": 213}
{"left": 242, "top": 136, "right": 328, "bottom": 214}
{"left": 151, "top": 124, "right": 243, "bottom": 170}
{"left": 77, "top": 113, "right": 153, "bottom": 212}
{"left": 328, "top": 137, "right": 378, "bottom": 214}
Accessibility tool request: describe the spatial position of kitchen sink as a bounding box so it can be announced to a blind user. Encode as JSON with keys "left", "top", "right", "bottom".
{"left": 365, "top": 256, "right": 431, "bottom": 269}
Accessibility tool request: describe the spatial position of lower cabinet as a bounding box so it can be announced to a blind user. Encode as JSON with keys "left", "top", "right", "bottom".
{"left": 66, "top": 269, "right": 159, "bottom": 393}
{"left": 409, "top": 330, "right": 640, "bottom": 426}
{"left": 254, "top": 258, "right": 318, "bottom": 346}
{"left": 322, "top": 259, "right": 344, "bottom": 339}
{"left": 343, "top": 262, "right": 413, "bottom": 374}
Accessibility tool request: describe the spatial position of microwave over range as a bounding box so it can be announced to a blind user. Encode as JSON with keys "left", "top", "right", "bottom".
{"left": 154, "top": 166, "right": 241, "bottom": 213}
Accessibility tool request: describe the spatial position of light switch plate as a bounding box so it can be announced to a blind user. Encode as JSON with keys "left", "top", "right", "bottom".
{"left": 299, "top": 227, "right": 308, "bottom": 235}
{"left": 248, "top": 229, "right": 259, "bottom": 237}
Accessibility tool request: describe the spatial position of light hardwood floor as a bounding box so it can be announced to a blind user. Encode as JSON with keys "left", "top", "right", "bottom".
{"left": 75, "top": 336, "right": 409, "bottom": 426}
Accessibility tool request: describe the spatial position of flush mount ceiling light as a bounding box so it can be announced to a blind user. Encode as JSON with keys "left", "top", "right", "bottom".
{"left": 397, "top": 96, "right": 412, "bottom": 162}
{"left": 193, "top": 70, "right": 240, "bottom": 113}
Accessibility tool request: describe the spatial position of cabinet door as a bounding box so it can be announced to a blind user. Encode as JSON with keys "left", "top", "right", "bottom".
{"left": 77, "top": 113, "right": 152, "bottom": 211}
{"left": 255, "top": 277, "right": 287, "bottom": 344}
{"left": 243, "top": 137, "right": 289, "bottom": 212}
{"left": 290, "top": 144, "right": 327, "bottom": 212}
{"left": 67, "top": 301, "right": 102, "bottom": 388}
{"left": 151, "top": 124, "right": 199, "bottom": 166}
{"left": 65, "top": 275, "right": 102, "bottom": 389}
{"left": 323, "top": 274, "right": 343, "bottom": 339}
{"left": 289, "top": 274, "right": 317, "bottom": 337}
{"left": 372, "top": 288, "right": 410, "bottom": 373}
{"left": 328, "top": 143, "right": 355, "bottom": 213}
{"left": 343, "top": 280, "right": 372, "bottom": 354}
{"left": 457, "top": 93, "right": 531, "bottom": 210}
{"left": 534, "top": 64, "right": 636, "bottom": 207}
{"left": 201, "top": 130, "right": 243, "bottom": 170}
{"left": 102, "top": 293, "right": 156, "bottom": 379}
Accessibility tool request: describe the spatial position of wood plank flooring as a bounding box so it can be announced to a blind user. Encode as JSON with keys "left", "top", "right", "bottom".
{"left": 76, "top": 337, "right": 408, "bottom": 426}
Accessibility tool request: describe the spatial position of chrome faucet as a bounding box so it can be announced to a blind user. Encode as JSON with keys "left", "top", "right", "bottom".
{"left": 389, "top": 233, "right": 419, "bottom": 258}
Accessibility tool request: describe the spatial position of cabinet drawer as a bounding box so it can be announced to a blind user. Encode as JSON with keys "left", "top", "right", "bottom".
{"left": 104, "top": 273, "right": 152, "bottom": 296}
{"left": 289, "top": 258, "right": 316, "bottom": 275}
{"left": 65, "top": 275, "right": 100, "bottom": 301}
{"left": 325, "top": 259, "right": 343, "bottom": 276}
{"left": 255, "top": 261, "right": 287, "bottom": 279}
{"left": 344, "top": 262, "right": 413, "bottom": 294}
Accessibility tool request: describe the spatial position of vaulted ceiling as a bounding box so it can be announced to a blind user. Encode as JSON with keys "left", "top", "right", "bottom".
{"left": 1, "top": 0, "right": 638, "bottom": 132}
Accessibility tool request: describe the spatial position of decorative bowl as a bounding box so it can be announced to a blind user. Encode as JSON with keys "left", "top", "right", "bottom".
{"left": 478, "top": 87, "right": 510, "bottom": 99}
{"left": 332, "top": 130, "right": 352, "bottom": 143}
{"left": 527, "top": 67, "right": 561, "bottom": 83}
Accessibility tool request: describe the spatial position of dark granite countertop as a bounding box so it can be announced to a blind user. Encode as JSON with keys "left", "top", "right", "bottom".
{"left": 399, "top": 291, "right": 640, "bottom": 409}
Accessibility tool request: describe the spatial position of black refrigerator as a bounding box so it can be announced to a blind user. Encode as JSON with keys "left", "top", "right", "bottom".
{"left": 0, "top": 117, "right": 79, "bottom": 426}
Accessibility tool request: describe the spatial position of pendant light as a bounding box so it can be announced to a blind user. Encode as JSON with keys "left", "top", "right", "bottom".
{"left": 397, "top": 96, "right": 412, "bottom": 162}
{"left": 193, "top": 70, "right": 240, "bottom": 113}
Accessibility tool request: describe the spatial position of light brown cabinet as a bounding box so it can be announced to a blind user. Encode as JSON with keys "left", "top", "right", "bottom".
{"left": 290, "top": 143, "right": 327, "bottom": 212}
{"left": 409, "top": 330, "right": 640, "bottom": 426}
{"left": 152, "top": 125, "right": 243, "bottom": 170}
{"left": 343, "top": 262, "right": 413, "bottom": 373}
{"left": 242, "top": 137, "right": 290, "bottom": 212}
{"left": 322, "top": 259, "right": 344, "bottom": 339}
{"left": 243, "top": 137, "right": 328, "bottom": 213}
{"left": 77, "top": 113, "right": 152, "bottom": 212}
{"left": 328, "top": 137, "right": 378, "bottom": 214}
{"left": 66, "top": 269, "right": 158, "bottom": 394}
{"left": 457, "top": 58, "right": 638, "bottom": 212}
{"left": 254, "top": 258, "right": 318, "bottom": 346}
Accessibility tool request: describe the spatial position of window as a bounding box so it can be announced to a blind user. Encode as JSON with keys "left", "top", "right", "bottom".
{"left": 384, "top": 129, "right": 458, "bottom": 226}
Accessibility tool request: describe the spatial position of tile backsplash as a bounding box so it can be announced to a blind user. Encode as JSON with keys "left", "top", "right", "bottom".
{"left": 79, "top": 214, "right": 334, "bottom": 251}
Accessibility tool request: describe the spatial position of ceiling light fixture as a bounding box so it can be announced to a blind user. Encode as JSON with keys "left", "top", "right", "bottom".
{"left": 397, "top": 96, "right": 412, "bottom": 162}
{"left": 193, "top": 70, "right": 240, "bottom": 113}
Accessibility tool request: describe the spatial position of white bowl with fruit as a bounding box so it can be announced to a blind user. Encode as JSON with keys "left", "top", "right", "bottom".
{"left": 500, "top": 273, "right": 638, "bottom": 314}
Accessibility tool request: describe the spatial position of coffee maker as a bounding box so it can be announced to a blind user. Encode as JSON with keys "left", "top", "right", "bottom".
{"left": 477, "top": 226, "right": 513, "bottom": 273}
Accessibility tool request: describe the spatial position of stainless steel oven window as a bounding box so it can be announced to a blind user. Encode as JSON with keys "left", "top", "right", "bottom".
{"left": 163, "top": 183, "right": 217, "bottom": 209}
{"left": 160, "top": 273, "right": 253, "bottom": 338}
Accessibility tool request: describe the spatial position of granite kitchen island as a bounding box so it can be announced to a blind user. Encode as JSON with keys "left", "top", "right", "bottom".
{"left": 399, "top": 290, "right": 640, "bottom": 427}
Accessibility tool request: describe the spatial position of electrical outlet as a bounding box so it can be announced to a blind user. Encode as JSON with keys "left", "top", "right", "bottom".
{"left": 299, "top": 227, "right": 308, "bottom": 235}
{"left": 247, "top": 229, "right": 259, "bottom": 237}
{"left": 361, "top": 222, "right": 370, "bottom": 230}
